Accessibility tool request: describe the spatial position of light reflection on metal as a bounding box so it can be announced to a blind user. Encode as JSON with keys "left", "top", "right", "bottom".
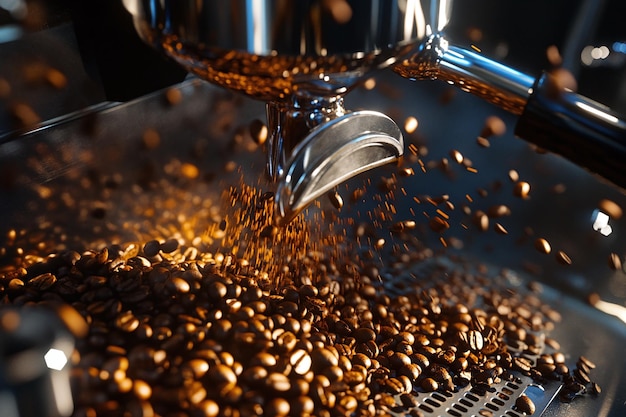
{"left": 593, "top": 298, "right": 626, "bottom": 324}
{"left": 592, "top": 210, "right": 613, "bottom": 236}
{"left": 44, "top": 348, "right": 69, "bottom": 371}
{"left": 403, "top": 0, "right": 427, "bottom": 42}
{"left": 435, "top": 0, "right": 451, "bottom": 32}
{"left": 574, "top": 101, "right": 619, "bottom": 124}
{"left": 247, "top": 0, "right": 268, "bottom": 55}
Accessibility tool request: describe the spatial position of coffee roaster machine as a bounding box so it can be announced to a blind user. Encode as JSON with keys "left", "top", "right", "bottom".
{"left": 1, "top": 1, "right": 626, "bottom": 416}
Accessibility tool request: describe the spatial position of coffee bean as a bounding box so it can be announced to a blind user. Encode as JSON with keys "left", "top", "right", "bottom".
{"left": 310, "top": 347, "right": 339, "bottom": 371}
{"left": 461, "top": 329, "right": 484, "bottom": 352}
{"left": 27, "top": 272, "right": 56, "bottom": 290}
{"left": 266, "top": 372, "right": 291, "bottom": 392}
{"left": 512, "top": 357, "right": 533, "bottom": 373}
{"left": 473, "top": 211, "right": 489, "bottom": 232}
{"left": 487, "top": 204, "right": 511, "bottom": 218}
{"left": 513, "top": 181, "right": 531, "bottom": 199}
{"left": 241, "top": 366, "right": 268, "bottom": 386}
{"left": 574, "top": 367, "right": 591, "bottom": 384}
{"left": 249, "top": 119, "right": 268, "bottom": 146}
{"left": 291, "top": 396, "right": 314, "bottom": 415}
{"left": 327, "top": 191, "right": 344, "bottom": 210}
{"left": 481, "top": 115, "right": 506, "bottom": 137}
{"left": 343, "top": 370, "right": 365, "bottom": 386}
{"left": 143, "top": 240, "right": 161, "bottom": 257}
{"left": 590, "top": 382, "right": 601, "bottom": 395}
{"left": 553, "top": 352, "right": 566, "bottom": 364}
{"left": 555, "top": 250, "right": 572, "bottom": 265}
{"left": 534, "top": 238, "right": 551, "bottom": 254}
{"left": 182, "top": 358, "right": 210, "bottom": 379}
{"left": 167, "top": 276, "right": 190, "bottom": 293}
{"left": 536, "top": 362, "right": 557, "bottom": 378}
{"left": 353, "top": 327, "right": 376, "bottom": 343}
{"left": 290, "top": 349, "right": 312, "bottom": 375}
{"left": 420, "top": 377, "right": 438, "bottom": 392}
{"left": 133, "top": 379, "right": 152, "bottom": 401}
{"left": 515, "top": 394, "right": 536, "bottom": 415}
{"left": 115, "top": 311, "right": 140, "bottom": 332}
{"left": 494, "top": 222, "right": 508, "bottom": 234}
{"left": 159, "top": 238, "right": 179, "bottom": 253}
{"left": 578, "top": 355, "right": 596, "bottom": 369}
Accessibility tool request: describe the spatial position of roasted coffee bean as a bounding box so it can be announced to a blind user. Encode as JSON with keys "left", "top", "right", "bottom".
{"left": 321, "top": 365, "right": 343, "bottom": 383}
{"left": 327, "top": 191, "right": 344, "bottom": 210}
{"left": 512, "top": 357, "right": 532, "bottom": 373}
{"left": 515, "top": 394, "right": 536, "bottom": 415}
{"left": 355, "top": 340, "right": 379, "bottom": 358}
{"left": 553, "top": 352, "right": 566, "bottom": 364}
{"left": 241, "top": 366, "right": 268, "bottom": 386}
{"left": 291, "top": 396, "right": 315, "bottom": 415}
{"left": 574, "top": 367, "right": 591, "bottom": 384}
{"left": 353, "top": 327, "right": 376, "bottom": 343}
{"left": 398, "top": 363, "right": 421, "bottom": 381}
{"left": 555, "top": 363, "right": 569, "bottom": 375}
{"left": 400, "top": 392, "right": 417, "bottom": 407}
{"left": 389, "top": 352, "right": 411, "bottom": 369}
{"left": 289, "top": 349, "right": 312, "bottom": 375}
{"left": 436, "top": 349, "right": 455, "bottom": 365}
{"left": 536, "top": 363, "right": 557, "bottom": 378}
{"left": 534, "top": 238, "right": 551, "bottom": 254}
{"left": 132, "top": 379, "right": 152, "bottom": 401}
{"left": 411, "top": 353, "right": 430, "bottom": 369}
{"left": 429, "top": 364, "right": 451, "bottom": 383}
{"left": 27, "top": 272, "right": 56, "bottom": 290}
{"left": 115, "top": 311, "right": 140, "bottom": 332}
{"left": 159, "top": 238, "right": 179, "bottom": 253}
{"left": 384, "top": 377, "right": 408, "bottom": 394}
{"left": 266, "top": 372, "right": 291, "bottom": 392}
{"left": 513, "top": 181, "right": 531, "bottom": 199}
{"left": 352, "top": 354, "right": 371, "bottom": 369}
{"left": 590, "top": 382, "right": 601, "bottom": 395}
{"left": 265, "top": 398, "right": 290, "bottom": 416}
{"left": 207, "top": 364, "right": 237, "bottom": 395}
{"left": 420, "top": 377, "right": 439, "bottom": 392}
{"left": 143, "top": 240, "right": 161, "bottom": 257}
{"left": 555, "top": 250, "right": 572, "bottom": 265}
{"left": 578, "top": 355, "right": 596, "bottom": 369}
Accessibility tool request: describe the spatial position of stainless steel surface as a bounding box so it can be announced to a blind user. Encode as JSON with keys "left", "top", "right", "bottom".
{"left": 394, "top": 34, "right": 536, "bottom": 115}
{"left": 275, "top": 110, "right": 403, "bottom": 224}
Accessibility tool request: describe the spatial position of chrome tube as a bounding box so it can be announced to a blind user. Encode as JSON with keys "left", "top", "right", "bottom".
{"left": 393, "top": 34, "right": 535, "bottom": 115}
{"left": 394, "top": 32, "right": 626, "bottom": 190}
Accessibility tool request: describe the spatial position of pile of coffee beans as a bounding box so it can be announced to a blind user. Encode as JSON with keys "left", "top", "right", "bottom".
{"left": 0, "top": 222, "right": 599, "bottom": 416}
